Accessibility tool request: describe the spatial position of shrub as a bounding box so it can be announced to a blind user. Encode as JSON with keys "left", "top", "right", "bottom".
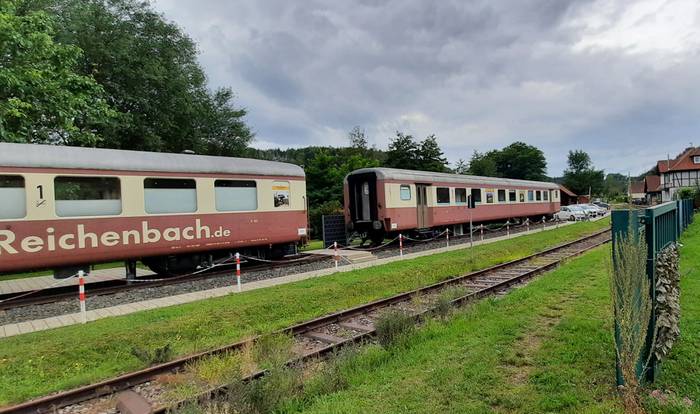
{"left": 374, "top": 309, "right": 415, "bottom": 348}
{"left": 130, "top": 344, "right": 172, "bottom": 365}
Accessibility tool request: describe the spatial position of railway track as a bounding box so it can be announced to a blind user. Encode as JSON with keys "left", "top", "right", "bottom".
{"left": 0, "top": 228, "right": 610, "bottom": 414}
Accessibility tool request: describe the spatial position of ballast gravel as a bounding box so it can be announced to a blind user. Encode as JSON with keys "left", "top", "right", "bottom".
{"left": 0, "top": 257, "right": 335, "bottom": 325}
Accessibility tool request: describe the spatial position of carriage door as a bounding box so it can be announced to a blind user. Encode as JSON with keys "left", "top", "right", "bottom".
{"left": 360, "top": 181, "right": 371, "bottom": 221}
{"left": 416, "top": 184, "right": 429, "bottom": 229}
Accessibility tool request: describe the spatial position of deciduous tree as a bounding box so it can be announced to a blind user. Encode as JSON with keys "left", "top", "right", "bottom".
{"left": 563, "top": 149, "right": 605, "bottom": 195}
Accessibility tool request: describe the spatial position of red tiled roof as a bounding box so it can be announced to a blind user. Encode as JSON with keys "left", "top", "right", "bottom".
{"left": 558, "top": 184, "right": 576, "bottom": 197}
{"left": 645, "top": 175, "right": 661, "bottom": 192}
{"left": 657, "top": 147, "right": 700, "bottom": 173}
{"left": 629, "top": 181, "right": 645, "bottom": 194}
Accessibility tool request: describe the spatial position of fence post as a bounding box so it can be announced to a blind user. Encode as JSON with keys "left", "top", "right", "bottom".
{"left": 542, "top": 216, "right": 546, "bottom": 231}
{"left": 446, "top": 228, "right": 450, "bottom": 247}
{"left": 480, "top": 225, "right": 484, "bottom": 241}
{"left": 235, "top": 252, "right": 241, "bottom": 293}
{"left": 399, "top": 234, "right": 404, "bottom": 257}
{"left": 334, "top": 241, "right": 339, "bottom": 269}
{"left": 506, "top": 220, "right": 510, "bottom": 237}
{"left": 78, "top": 270, "right": 87, "bottom": 324}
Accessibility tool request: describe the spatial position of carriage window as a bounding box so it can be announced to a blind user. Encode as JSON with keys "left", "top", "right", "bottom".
{"left": 215, "top": 180, "right": 257, "bottom": 211}
{"left": 555, "top": 190, "right": 559, "bottom": 199}
{"left": 144, "top": 178, "right": 196, "bottom": 214}
{"left": 54, "top": 177, "right": 121, "bottom": 217}
{"left": 455, "top": 188, "right": 467, "bottom": 204}
{"left": 536, "top": 191, "right": 542, "bottom": 201}
{"left": 272, "top": 181, "right": 290, "bottom": 208}
{"left": 0, "top": 175, "right": 26, "bottom": 219}
{"left": 485, "top": 189, "right": 495, "bottom": 204}
{"left": 471, "top": 188, "right": 482, "bottom": 204}
{"left": 519, "top": 191, "right": 525, "bottom": 202}
{"left": 436, "top": 187, "right": 451, "bottom": 204}
{"left": 400, "top": 185, "right": 412, "bottom": 201}
{"left": 509, "top": 190, "right": 516, "bottom": 202}
{"left": 498, "top": 189, "right": 506, "bottom": 202}
{"left": 543, "top": 191, "right": 549, "bottom": 201}
{"left": 528, "top": 190, "right": 534, "bottom": 201}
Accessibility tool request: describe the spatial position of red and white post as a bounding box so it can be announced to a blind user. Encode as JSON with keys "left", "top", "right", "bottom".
{"left": 78, "top": 270, "right": 86, "bottom": 324}
{"left": 235, "top": 252, "right": 241, "bottom": 292}
{"left": 506, "top": 220, "right": 510, "bottom": 237}
{"left": 526, "top": 218, "right": 530, "bottom": 233}
{"left": 542, "top": 216, "right": 546, "bottom": 231}
{"left": 334, "top": 241, "right": 339, "bottom": 269}
{"left": 399, "top": 234, "right": 404, "bottom": 257}
{"left": 480, "top": 225, "right": 484, "bottom": 241}
{"left": 446, "top": 228, "right": 450, "bottom": 247}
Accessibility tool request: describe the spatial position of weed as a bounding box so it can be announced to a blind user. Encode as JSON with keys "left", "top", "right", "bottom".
{"left": 374, "top": 309, "right": 415, "bottom": 348}
{"left": 253, "top": 333, "right": 294, "bottom": 370}
{"left": 432, "top": 286, "right": 469, "bottom": 319}
{"left": 130, "top": 344, "right": 172, "bottom": 365}
{"left": 303, "top": 346, "right": 358, "bottom": 398}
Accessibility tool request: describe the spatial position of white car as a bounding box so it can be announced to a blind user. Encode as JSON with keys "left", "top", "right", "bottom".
{"left": 556, "top": 206, "right": 587, "bottom": 221}
{"left": 579, "top": 204, "right": 604, "bottom": 217}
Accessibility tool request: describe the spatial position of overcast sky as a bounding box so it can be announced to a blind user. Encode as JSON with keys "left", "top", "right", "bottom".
{"left": 151, "top": 0, "right": 700, "bottom": 176}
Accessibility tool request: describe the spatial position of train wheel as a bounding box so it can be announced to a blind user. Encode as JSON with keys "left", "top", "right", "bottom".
{"left": 369, "top": 230, "right": 385, "bottom": 246}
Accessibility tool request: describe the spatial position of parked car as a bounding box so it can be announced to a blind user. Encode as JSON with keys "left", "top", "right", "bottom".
{"left": 592, "top": 201, "right": 610, "bottom": 210}
{"left": 578, "top": 204, "right": 602, "bottom": 217}
{"left": 555, "top": 206, "right": 587, "bottom": 221}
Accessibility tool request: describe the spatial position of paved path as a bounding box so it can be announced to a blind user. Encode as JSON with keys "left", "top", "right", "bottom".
{"left": 0, "top": 216, "right": 607, "bottom": 339}
{"left": 0, "top": 267, "right": 151, "bottom": 295}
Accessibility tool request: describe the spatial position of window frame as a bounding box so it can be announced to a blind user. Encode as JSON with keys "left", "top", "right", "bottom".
{"left": 54, "top": 175, "right": 122, "bottom": 217}
{"left": 508, "top": 190, "right": 516, "bottom": 202}
{"left": 399, "top": 185, "right": 412, "bottom": 201}
{"left": 485, "top": 189, "right": 495, "bottom": 204}
{"left": 0, "top": 175, "right": 27, "bottom": 220}
{"left": 497, "top": 189, "right": 506, "bottom": 203}
{"left": 455, "top": 188, "right": 467, "bottom": 204}
{"left": 528, "top": 190, "right": 534, "bottom": 202}
{"left": 535, "top": 190, "right": 542, "bottom": 201}
{"left": 144, "top": 177, "right": 198, "bottom": 214}
{"left": 436, "top": 187, "right": 451, "bottom": 205}
{"left": 215, "top": 179, "right": 258, "bottom": 212}
{"left": 543, "top": 190, "right": 549, "bottom": 201}
{"left": 694, "top": 156, "right": 700, "bottom": 164}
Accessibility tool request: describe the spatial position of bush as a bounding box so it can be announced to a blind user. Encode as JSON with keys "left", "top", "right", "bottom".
{"left": 130, "top": 344, "right": 172, "bottom": 365}
{"left": 374, "top": 309, "right": 415, "bottom": 348}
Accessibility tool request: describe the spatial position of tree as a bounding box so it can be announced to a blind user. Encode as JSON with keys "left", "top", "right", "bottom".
{"left": 563, "top": 150, "right": 605, "bottom": 195}
{"left": 453, "top": 159, "right": 469, "bottom": 175}
{"left": 0, "top": 1, "right": 115, "bottom": 145}
{"left": 385, "top": 132, "right": 420, "bottom": 170}
{"left": 418, "top": 134, "right": 448, "bottom": 172}
{"left": 468, "top": 150, "right": 499, "bottom": 177}
{"left": 348, "top": 126, "right": 368, "bottom": 150}
{"left": 494, "top": 141, "right": 547, "bottom": 181}
{"left": 26, "top": 0, "right": 253, "bottom": 154}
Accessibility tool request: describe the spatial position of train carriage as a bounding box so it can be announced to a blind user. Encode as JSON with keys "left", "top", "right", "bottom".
{"left": 0, "top": 143, "right": 308, "bottom": 276}
{"left": 345, "top": 167, "right": 560, "bottom": 243}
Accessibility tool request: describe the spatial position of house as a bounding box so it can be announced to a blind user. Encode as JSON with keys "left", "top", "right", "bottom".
{"left": 558, "top": 185, "right": 577, "bottom": 206}
{"left": 629, "top": 181, "right": 646, "bottom": 203}
{"left": 656, "top": 147, "right": 700, "bottom": 202}
{"left": 644, "top": 175, "right": 662, "bottom": 204}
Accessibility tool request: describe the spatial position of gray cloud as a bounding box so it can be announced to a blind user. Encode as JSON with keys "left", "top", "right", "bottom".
{"left": 153, "top": 0, "right": 700, "bottom": 175}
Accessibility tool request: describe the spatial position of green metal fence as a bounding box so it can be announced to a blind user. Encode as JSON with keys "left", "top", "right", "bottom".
{"left": 611, "top": 199, "right": 694, "bottom": 383}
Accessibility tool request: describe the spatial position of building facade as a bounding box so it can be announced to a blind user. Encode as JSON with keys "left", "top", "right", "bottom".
{"left": 656, "top": 147, "right": 700, "bottom": 202}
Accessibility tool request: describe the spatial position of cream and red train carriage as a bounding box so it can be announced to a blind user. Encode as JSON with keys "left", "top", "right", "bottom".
{"left": 344, "top": 167, "right": 560, "bottom": 243}
{"left": 0, "top": 143, "right": 307, "bottom": 276}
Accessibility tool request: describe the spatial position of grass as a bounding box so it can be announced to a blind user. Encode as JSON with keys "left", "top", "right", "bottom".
{"left": 300, "top": 239, "right": 324, "bottom": 252}
{"left": 232, "top": 217, "right": 700, "bottom": 414}
{"left": 0, "top": 218, "right": 607, "bottom": 406}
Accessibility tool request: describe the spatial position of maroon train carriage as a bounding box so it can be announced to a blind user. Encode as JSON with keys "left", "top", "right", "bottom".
{"left": 0, "top": 143, "right": 308, "bottom": 276}
{"left": 345, "top": 167, "right": 561, "bottom": 243}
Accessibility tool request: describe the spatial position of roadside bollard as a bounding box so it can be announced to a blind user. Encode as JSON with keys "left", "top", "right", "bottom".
{"left": 446, "top": 229, "right": 450, "bottom": 247}
{"left": 542, "top": 216, "right": 546, "bottom": 231}
{"left": 236, "top": 252, "right": 241, "bottom": 292}
{"left": 506, "top": 220, "right": 510, "bottom": 237}
{"left": 78, "top": 270, "right": 86, "bottom": 324}
{"left": 480, "top": 224, "right": 484, "bottom": 241}
{"left": 526, "top": 218, "right": 530, "bottom": 233}
{"left": 399, "top": 234, "right": 404, "bottom": 257}
{"left": 334, "top": 241, "right": 339, "bottom": 269}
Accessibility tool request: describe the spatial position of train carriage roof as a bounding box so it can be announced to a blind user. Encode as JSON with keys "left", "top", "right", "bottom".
{"left": 0, "top": 143, "right": 305, "bottom": 177}
{"left": 346, "top": 167, "right": 558, "bottom": 189}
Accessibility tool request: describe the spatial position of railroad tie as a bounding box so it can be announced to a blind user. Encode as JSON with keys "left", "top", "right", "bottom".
{"left": 303, "top": 331, "right": 346, "bottom": 344}
{"left": 338, "top": 321, "right": 374, "bottom": 333}
{"left": 116, "top": 390, "right": 153, "bottom": 414}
